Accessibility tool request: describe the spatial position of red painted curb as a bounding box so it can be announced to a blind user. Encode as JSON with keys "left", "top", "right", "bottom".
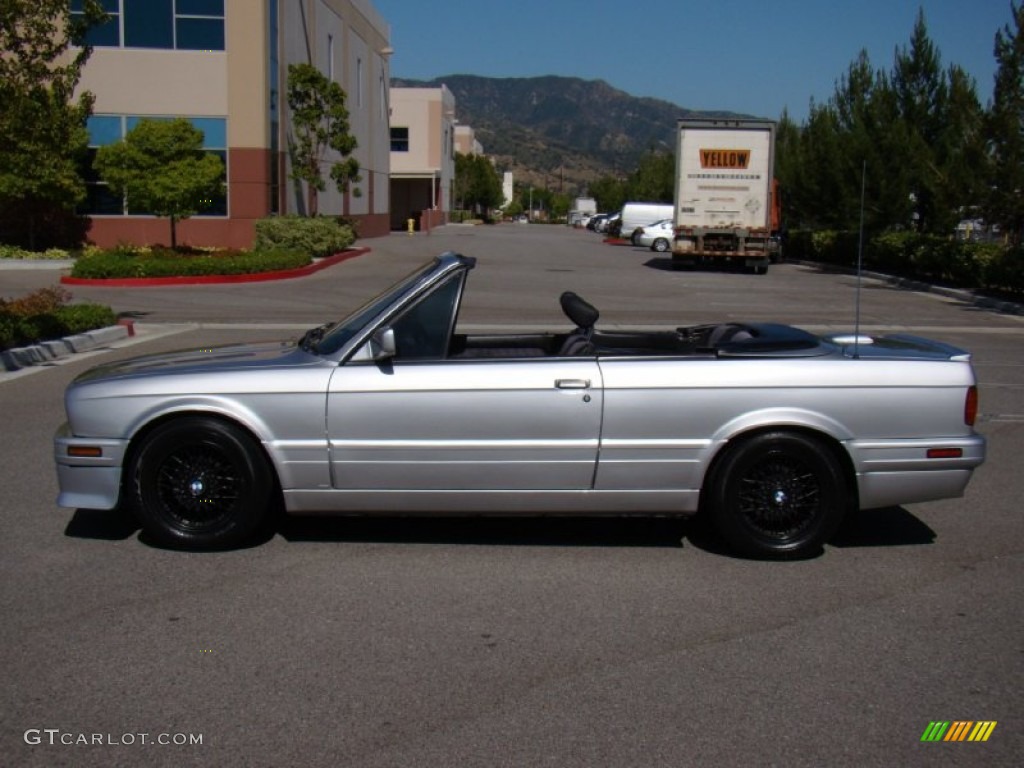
{"left": 603, "top": 238, "right": 631, "bottom": 246}
{"left": 60, "top": 247, "right": 371, "bottom": 287}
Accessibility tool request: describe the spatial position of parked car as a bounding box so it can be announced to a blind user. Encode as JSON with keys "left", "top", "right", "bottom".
{"left": 55, "top": 253, "right": 985, "bottom": 558}
{"left": 605, "top": 213, "right": 622, "bottom": 238}
{"left": 621, "top": 202, "right": 675, "bottom": 243}
{"left": 633, "top": 219, "right": 675, "bottom": 251}
{"left": 586, "top": 213, "right": 609, "bottom": 232}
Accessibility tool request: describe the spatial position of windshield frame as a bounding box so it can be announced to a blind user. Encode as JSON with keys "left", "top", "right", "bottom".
{"left": 311, "top": 254, "right": 472, "bottom": 361}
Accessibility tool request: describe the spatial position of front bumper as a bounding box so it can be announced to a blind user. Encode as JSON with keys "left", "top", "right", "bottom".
{"left": 53, "top": 423, "right": 129, "bottom": 510}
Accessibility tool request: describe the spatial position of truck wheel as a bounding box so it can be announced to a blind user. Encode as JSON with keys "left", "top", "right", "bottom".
{"left": 129, "top": 417, "right": 273, "bottom": 549}
{"left": 707, "top": 431, "right": 848, "bottom": 559}
{"left": 652, "top": 238, "right": 670, "bottom": 252}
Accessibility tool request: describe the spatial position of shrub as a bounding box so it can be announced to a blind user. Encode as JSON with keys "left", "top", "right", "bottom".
{"left": 980, "top": 245, "right": 1024, "bottom": 297}
{"left": 0, "top": 314, "right": 16, "bottom": 350}
{"left": 70, "top": 247, "right": 311, "bottom": 279}
{"left": 0, "top": 286, "right": 72, "bottom": 316}
{"left": 0, "top": 245, "right": 73, "bottom": 260}
{"left": 0, "top": 286, "right": 118, "bottom": 350}
{"left": 53, "top": 304, "right": 118, "bottom": 334}
{"left": 253, "top": 215, "right": 356, "bottom": 258}
{"left": 790, "top": 229, "right": 1024, "bottom": 297}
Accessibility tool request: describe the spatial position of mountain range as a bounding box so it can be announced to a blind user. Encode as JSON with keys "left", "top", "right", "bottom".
{"left": 391, "top": 74, "right": 745, "bottom": 195}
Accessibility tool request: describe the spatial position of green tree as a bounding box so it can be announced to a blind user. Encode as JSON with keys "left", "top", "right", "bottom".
{"left": 94, "top": 119, "right": 225, "bottom": 248}
{"left": 935, "top": 64, "right": 986, "bottom": 231}
{"left": 797, "top": 100, "right": 849, "bottom": 229}
{"left": 549, "top": 193, "right": 572, "bottom": 220}
{"left": 892, "top": 10, "right": 947, "bottom": 232}
{"left": 454, "top": 153, "right": 503, "bottom": 217}
{"left": 986, "top": 2, "right": 1024, "bottom": 243}
{"left": 626, "top": 150, "right": 675, "bottom": 203}
{"left": 286, "top": 63, "right": 361, "bottom": 217}
{"left": 0, "top": 0, "right": 105, "bottom": 248}
{"left": 774, "top": 109, "right": 804, "bottom": 227}
{"left": 589, "top": 175, "right": 627, "bottom": 213}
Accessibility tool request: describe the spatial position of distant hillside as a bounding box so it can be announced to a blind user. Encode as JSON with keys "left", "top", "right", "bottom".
{"left": 391, "top": 74, "right": 745, "bottom": 194}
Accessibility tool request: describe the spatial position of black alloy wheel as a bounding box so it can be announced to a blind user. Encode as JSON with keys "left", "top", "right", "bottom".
{"left": 708, "top": 431, "right": 848, "bottom": 559}
{"left": 130, "top": 416, "right": 273, "bottom": 549}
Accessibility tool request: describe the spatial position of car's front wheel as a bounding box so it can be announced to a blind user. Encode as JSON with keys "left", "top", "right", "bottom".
{"left": 128, "top": 416, "right": 273, "bottom": 549}
{"left": 707, "top": 431, "right": 848, "bottom": 559}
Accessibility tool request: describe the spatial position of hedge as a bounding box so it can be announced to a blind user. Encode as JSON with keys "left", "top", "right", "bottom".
{"left": 785, "top": 230, "right": 1024, "bottom": 298}
{"left": 253, "top": 215, "right": 356, "bottom": 258}
{"left": 0, "top": 287, "right": 117, "bottom": 350}
{"left": 70, "top": 246, "right": 311, "bottom": 279}
{"left": 0, "top": 245, "right": 72, "bottom": 260}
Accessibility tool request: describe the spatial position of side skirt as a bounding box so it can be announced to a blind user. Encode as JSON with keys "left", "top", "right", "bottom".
{"left": 283, "top": 489, "right": 699, "bottom": 516}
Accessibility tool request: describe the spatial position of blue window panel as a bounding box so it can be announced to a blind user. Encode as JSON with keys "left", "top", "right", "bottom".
{"left": 176, "top": 0, "right": 224, "bottom": 14}
{"left": 189, "top": 118, "right": 227, "bottom": 149}
{"left": 124, "top": 0, "right": 173, "bottom": 49}
{"left": 71, "top": 0, "right": 121, "bottom": 46}
{"left": 87, "top": 116, "right": 123, "bottom": 146}
{"left": 176, "top": 18, "right": 225, "bottom": 50}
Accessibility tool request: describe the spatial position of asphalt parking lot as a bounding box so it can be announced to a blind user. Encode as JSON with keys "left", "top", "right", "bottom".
{"left": 1, "top": 224, "right": 1022, "bottom": 766}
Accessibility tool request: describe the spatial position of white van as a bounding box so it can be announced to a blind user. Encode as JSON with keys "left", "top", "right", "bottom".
{"left": 620, "top": 202, "right": 675, "bottom": 244}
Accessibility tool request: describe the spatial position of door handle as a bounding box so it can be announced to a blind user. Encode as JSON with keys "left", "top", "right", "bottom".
{"left": 555, "top": 379, "right": 591, "bottom": 389}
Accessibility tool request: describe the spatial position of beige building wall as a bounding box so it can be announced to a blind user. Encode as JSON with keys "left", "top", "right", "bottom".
{"left": 73, "top": 0, "right": 391, "bottom": 247}
{"left": 389, "top": 86, "right": 455, "bottom": 229}
{"left": 454, "top": 125, "right": 483, "bottom": 156}
{"left": 282, "top": 0, "right": 391, "bottom": 225}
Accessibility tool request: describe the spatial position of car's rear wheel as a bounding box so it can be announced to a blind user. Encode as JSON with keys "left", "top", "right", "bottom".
{"left": 652, "top": 238, "right": 670, "bottom": 252}
{"left": 707, "top": 431, "right": 847, "bottom": 559}
{"left": 129, "top": 417, "right": 272, "bottom": 549}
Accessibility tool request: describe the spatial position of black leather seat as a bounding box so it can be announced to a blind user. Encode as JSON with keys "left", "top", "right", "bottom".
{"left": 558, "top": 292, "right": 599, "bottom": 356}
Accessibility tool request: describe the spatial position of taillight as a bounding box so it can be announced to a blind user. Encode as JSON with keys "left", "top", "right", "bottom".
{"left": 965, "top": 386, "right": 978, "bottom": 427}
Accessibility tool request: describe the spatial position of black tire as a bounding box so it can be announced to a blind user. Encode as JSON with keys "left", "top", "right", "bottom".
{"left": 652, "top": 238, "right": 670, "bottom": 253}
{"left": 707, "top": 431, "right": 848, "bottom": 559}
{"left": 129, "top": 417, "right": 273, "bottom": 549}
{"left": 630, "top": 229, "right": 643, "bottom": 246}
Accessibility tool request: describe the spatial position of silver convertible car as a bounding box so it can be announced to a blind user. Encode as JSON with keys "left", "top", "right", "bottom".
{"left": 55, "top": 253, "right": 986, "bottom": 558}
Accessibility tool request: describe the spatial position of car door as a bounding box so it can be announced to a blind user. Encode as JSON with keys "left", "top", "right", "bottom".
{"left": 325, "top": 274, "right": 603, "bottom": 492}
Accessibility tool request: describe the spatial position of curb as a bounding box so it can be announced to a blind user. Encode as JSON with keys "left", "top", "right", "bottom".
{"left": 59, "top": 247, "right": 370, "bottom": 287}
{"left": 1, "top": 322, "right": 131, "bottom": 372}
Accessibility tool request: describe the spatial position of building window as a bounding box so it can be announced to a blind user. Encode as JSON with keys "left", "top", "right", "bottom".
{"left": 81, "top": 115, "right": 228, "bottom": 217}
{"left": 124, "top": 0, "right": 173, "bottom": 48}
{"left": 357, "top": 57, "right": 363, "bottom": 107}
{"left": 175, "top": 0, "right": 225, "bottom": 50}
{"left": 71, "top": 0, "right": 224, "bottom": 50}
{"left": 71, "top": 0, "right": 121, "bottom": 46}
{"left": 390, "top": 127, "right": 409, "bottom": 152}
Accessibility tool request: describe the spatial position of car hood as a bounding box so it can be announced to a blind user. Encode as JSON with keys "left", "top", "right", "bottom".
{"left": 73, "top": 341, "right": 320, "bottom": 384}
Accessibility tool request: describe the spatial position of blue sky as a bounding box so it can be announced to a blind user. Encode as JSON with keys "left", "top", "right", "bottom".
{"left": 372, "top": 0, "right": 1015, "bottom": 123}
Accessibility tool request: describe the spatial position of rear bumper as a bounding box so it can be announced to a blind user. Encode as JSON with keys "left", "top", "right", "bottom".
{"left": 851, "top": 435, "right": 986, "bottom": 509}
{"left": 54, "top": 423, "right": 127, "bottom": 510}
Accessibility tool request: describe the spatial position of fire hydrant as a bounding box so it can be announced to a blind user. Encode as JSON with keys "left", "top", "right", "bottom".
{"left": 407, "top": 218, "right": 415, "bottom": 235}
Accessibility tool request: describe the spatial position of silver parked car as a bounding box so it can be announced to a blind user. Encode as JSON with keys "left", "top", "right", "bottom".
{"left": 633, "top": 219, "right": 675, "bottom": 251}
{"left": 55, "top": 253, "right": 985, "bottom": 558}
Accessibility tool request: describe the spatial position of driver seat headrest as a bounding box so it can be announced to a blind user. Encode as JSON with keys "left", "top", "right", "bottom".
{"left": 560, "top": 291, "right": 599, "bottom": 330}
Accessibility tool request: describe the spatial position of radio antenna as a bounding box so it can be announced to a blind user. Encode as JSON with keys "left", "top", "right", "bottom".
{"left": 854, "top": 160, "right": 866, "bottom": 359}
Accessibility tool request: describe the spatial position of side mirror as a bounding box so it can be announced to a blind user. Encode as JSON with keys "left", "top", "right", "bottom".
{"left": 369, "top": 326, "right": 396, "bottom": 361}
